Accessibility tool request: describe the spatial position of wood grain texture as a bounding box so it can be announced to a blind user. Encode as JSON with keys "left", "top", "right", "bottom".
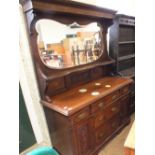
{"left": 42, "top": 76, "right": 133, "bottom": 116}
{"left": 24, "top": 0, "right": 116, "bottom": 18}
{"left": 44, "top": 80, "right": 132, "bottom": 155}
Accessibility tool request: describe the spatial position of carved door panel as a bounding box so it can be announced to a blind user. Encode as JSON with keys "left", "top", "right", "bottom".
{"left": 74, "top": 119, "right": 92, "bottom": 155}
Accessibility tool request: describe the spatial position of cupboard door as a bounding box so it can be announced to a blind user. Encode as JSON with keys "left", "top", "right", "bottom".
{"left": 95, "top": 124, "right": 108, "bottom": 145}
{"left": 74, "top": 119, "right": 92, "bottom": 155}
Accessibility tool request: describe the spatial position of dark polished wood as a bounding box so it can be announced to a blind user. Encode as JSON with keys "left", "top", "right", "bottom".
{"left": 23, "top": 0, "right": 116, "bottom": 18}
{"left": 109, "top": 14, "right": 135, "bottom": 114}
{"left": 22, "top": 1, "right": 134, "bottom": 155}
{"left": 42, "top": 77, "right": 132, "bottom": 116}
{"left": 44, "top": 77, "right": 132, "bottom": 155}
{"left": 23, "top": 0, "right": 117, "bottom": 100}
{"left": 109, "top": 14, "right": 135, "bottom": 75}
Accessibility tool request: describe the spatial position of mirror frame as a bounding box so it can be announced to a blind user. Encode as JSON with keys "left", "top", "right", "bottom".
{"left": 36, "top": 19, "right": 104, "bottom": 69}
{"left": 23, "top": 0, "right": 116, "bottom": 100}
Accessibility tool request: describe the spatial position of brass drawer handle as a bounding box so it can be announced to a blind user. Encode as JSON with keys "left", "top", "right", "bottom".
{"left": 112, "top": 95, "right": 117, "bottom": 100}
{"left": 111, "top": 107, "right": 117, "bottom": 112}
{"left": 98, "top": 115, "right": 104, "bottom": 121}
{"left": 123, "top": 88, "right": 128, "bottom": 93}
{"left": 98, "top": 102, "right": 104, "bottom": 108}
{"left": 99, "top": 132, "right": 105, "bottom": 138}
{"left": 78, "top": 112, "right": 87, "bottom": 120}
{"left": 112, "top": 122, "right": 117, "bottom": 128}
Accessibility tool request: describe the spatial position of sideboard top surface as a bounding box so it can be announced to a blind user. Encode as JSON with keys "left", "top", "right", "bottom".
{"left": 42, "top": 76, "right": 133, "bottom": 116}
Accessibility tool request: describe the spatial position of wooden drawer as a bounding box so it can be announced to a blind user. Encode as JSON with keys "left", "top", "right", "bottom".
{"left": 104, "top": 101, "right": 121, "bottom": 121}
{"left": 120, "top": 85, "right": 130, "bottom": 96}
{"left": 93, "top": 111, "right": 105, "bottom": 129}
{"left": 46, "top": 77, "right": 65, "bottom": 96}
{"left": 104, "top": 90, "right": 120, "bottom": 104}
{"left": 95, "top": 124, "right": 108, "bottom": 145}
{"left": 91, "top": 90, "right": 120, "bottom": 113}
{"left": 91, "top": 99, "right": 105, "bottom": 113}
{"left": 71, "top": 107, "right": 90, "bottom": 124}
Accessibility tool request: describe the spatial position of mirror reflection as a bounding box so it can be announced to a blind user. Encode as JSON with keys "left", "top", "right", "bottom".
{"left": 36, "top": 19, "right": 103, "bottom": 68}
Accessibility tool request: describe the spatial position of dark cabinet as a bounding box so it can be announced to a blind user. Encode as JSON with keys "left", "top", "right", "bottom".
{"left": 109, "top": 14, "right": 135, "bottom": 78}
{"left": 109, "top": 14, "right": 135, "bottom": 114}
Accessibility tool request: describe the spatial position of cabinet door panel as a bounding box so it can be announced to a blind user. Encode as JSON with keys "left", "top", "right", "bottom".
{"left": 95, "top": 124, "right": 108, "bottom": 145}
{"left": 74, "top": 119, "right": 92, "bottom": 155}
{"left": 94, "top": 111, "right": 105, "bottom": 129}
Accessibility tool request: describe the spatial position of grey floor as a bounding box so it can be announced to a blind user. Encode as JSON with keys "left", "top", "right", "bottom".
{"left": 98, "top": 114, "right": 135, "bottom": 155}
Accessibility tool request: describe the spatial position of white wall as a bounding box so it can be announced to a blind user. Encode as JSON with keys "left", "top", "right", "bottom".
{"left": 19, "top": 5, "right": 51, "bottom": 147}
{"left": 97, "top": 0, "right": 135, "bottom": 16}
{"left": 71, "top": 0, "right": 97, "bottom": 5}
{"left": 71, "top": 0, "right": 135, "bottom": 16}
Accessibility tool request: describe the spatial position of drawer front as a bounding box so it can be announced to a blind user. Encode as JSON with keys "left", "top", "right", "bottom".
{"left": 91, "top": 90, "right": 120, "bottom": 113}
{"left": 104, "top": 101, "right": 121, "bottom": 121}
{"left": 91, "top": 99, "right": 106, "bottom": 113}
{"left": 104, "top": 90, "right": 120, "bottom": 104}
{"left": 93, "top": 111, "right": 105, "bottom": 129}
{"left": 120, "top": 85, "right": 130, "bottom": 96}
{"left": 46, "top": 78, "right": 65, "bottom": 96}
{"left": 71, "top": 107, "right": 90, "bottom": 124}
{"left": 95, "top": 124, "right": 108, "bottom": 145}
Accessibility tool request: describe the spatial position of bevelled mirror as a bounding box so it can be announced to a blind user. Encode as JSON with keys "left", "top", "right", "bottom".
{"left": 36, "top": 19, "right": 103, "bottom": 69}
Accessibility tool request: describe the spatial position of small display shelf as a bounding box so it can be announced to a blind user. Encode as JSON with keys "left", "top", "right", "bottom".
{"left": 119, "top": 67, "right": 135, "bottom": 79}
{"left": 109, "top": 14, "right": 135, "bottom": 114}
{"left": 119, "top": 41, "right": 135, "bottom": 44}
{"left": 118, "top": 54, "right": 135, "bottom": 62}
{"left": 109, "top": 14, "right": 135, "bottom": 77}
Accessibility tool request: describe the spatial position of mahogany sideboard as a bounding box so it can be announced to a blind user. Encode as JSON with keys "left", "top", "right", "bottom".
{"left": 21, "top": 0, "right": 133, "bottom": 154}
{"left": 42, "top": 77, "right": 133, "bottom": 155}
